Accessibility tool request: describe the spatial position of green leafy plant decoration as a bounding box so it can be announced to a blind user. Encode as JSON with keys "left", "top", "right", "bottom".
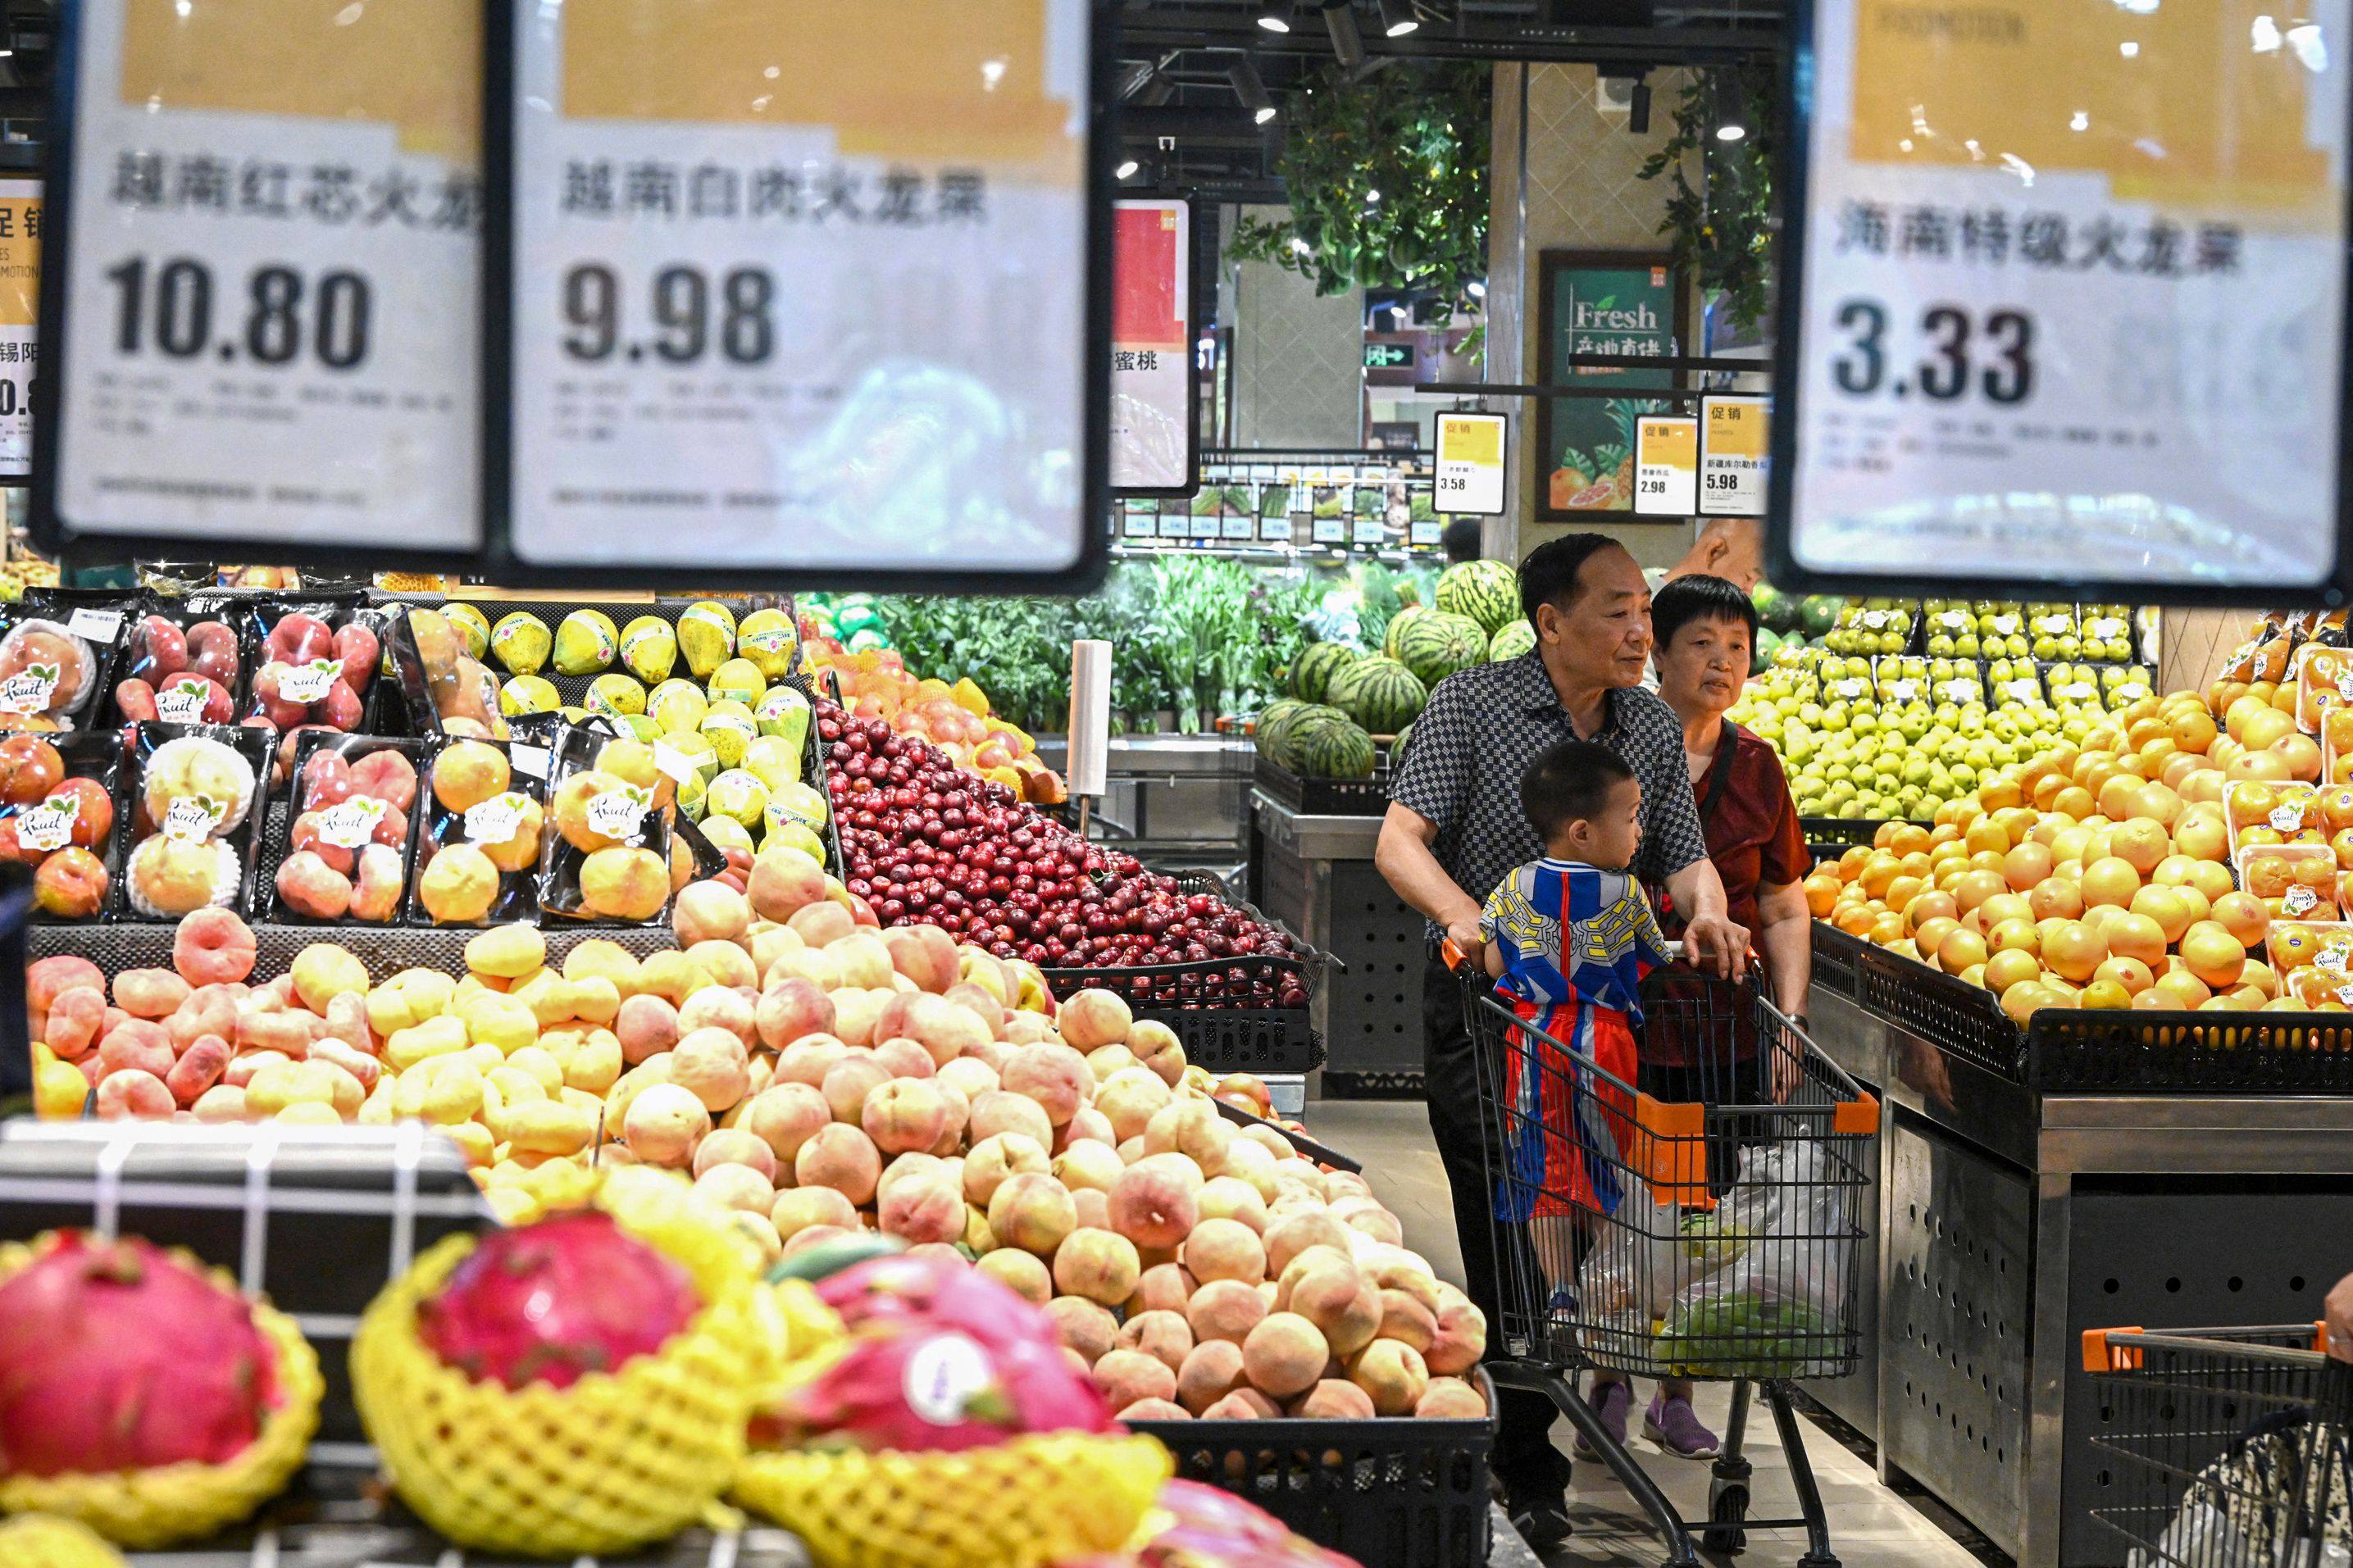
{"left": 1637, "top": 61, "right": 1777, "bottom": 330}
{"left": 1227, "top": 62, "right": 1492, "bottom": 319}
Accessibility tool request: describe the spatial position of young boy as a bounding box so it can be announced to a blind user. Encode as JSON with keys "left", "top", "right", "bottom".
{"left": 1481, "top": 739, "right": 1673, "bottom": 1226}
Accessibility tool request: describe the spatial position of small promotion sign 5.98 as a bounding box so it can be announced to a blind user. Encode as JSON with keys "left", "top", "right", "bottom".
{"left": 1700, "top": 395, "right": 1767, "bottom": 516}
{"left": 492, "top": 0, "right": 1107, "bottom": 589}
{"left": 1774, "top": 0, "right": 2353, "bottom": 601}
{"left": 37, "top": 0, "right": 483, "bottom": 557}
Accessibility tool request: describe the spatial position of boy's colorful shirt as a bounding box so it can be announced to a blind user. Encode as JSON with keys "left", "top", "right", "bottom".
{"left": 1481, "top": 858, "right": 1673, "bottom": 1025}
{"left": 1481, "top": 858, "right": 1672, "bottom": 1220}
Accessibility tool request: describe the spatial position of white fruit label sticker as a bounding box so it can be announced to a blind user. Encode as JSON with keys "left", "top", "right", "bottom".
{"left": 2087, "top": 617, "right": 2127, "bottom": 639}
{"left": 161, "top": 795, "right": 224, "bottom": 841}
{"left": 621, "top": 624, "right": 669, "bottom": 664}
{"left": 464, "top": 792, "right": 530, "bottom": 845}
{"left": 1861, "top": 610, "right": 1887, "bottom": 629}
{"left": 2337, "top": 670, "right": 2353, "bottom": 701}
{"left": 2271, "top": 804, "right": 2308, "bottom": 833}
{"left": 1888, "top": 679, "right": 1918, "bottom": 702}
{"left": 903, "top": 1332, "right": 995, "bottom": 1426}
{"left": 1987, "top": 615, "right": 2020, "bottom": 635}
{"left": 16, "top": 797, "right": 76, "bottom": 852}
{"left": 2287, "top": 884, "right": 2321, "bottom": 916}
{"left": 585, "top": 787, "right": 649, "bottom": 843}
{"left": 0, "top": 665, "right": 59, "bottom": 714}
{"left": 743, "top": 629, "right": 794, "bottom": 656}
{"left": 1937, "top": 679, "right": 1978, "bottom": 702}
{"left": 705, "top": 710, "right": 756, "bottom": 745}
{"left": 1833, "top": 678, "right": 1868, "bottom": 699}
{"left": 157, "top": 677, "right": 213, "bottom": 725}
{"left": 2336, "top": 983, "right": 2353, "bottom": 1007}
{"left": 66, "top": 608, "right": 121, "bottom": 643}
{"left": 2319, "top": 944, "right": 2350, "bottom": 973}
{"left": 278, "top": 659, "right": 341, "bottom": 704}
{"left": 508, "top": 743, "right": 551, "bottom": 779}
{"left": 2059, "top": 682, "right": 2095, "bottom": 701}
{"left": 316, "top": 796, "right": 389, "bottom": 849}
{"left": 653, "top": 742, "right": 701, "bottom": 786}
{"left": 1936, "top": 611, "right": 1966, "bottom": 631}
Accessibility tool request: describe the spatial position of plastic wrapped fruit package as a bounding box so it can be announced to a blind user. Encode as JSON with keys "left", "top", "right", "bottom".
{"left": 2236, "top": 843, "right": 2342, "bottom": 922}
{"left": 119, "top": 724, "right": 270, "bottom": 920}
{"left": 0, "top": 617, "right": 107, "bottom": 729}
{"left": 2296, "top": 643, "right": 2353, "bottom": 734}
{"left": 113, "top": 602, "right": 243, "bottom": 727}
{"left": 236, "top": 597, "right": 377, "bottom": 734}
{"left": 2265, "top": 919, "right": 2353, "bottom": 975}
{"left": 398, "top": 607, "right": 510, "bottom": 741}
{"left": 535, "top": 721, "right": 674, "bottom": 925}
{"left": 268, "top": 733, "right": 423, "bottom": 925}
{"left": 0, "top": 733, "right": 125, "bottom": 922}
{"left": 408, "top": 735, "right": 550, "bottom": 925}
{"left": 2223, "top": 779, "right": 2323, "bottom": 857}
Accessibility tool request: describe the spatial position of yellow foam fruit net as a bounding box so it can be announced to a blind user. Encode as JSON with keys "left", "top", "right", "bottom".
{"left": 0, "top": 1513, "right": 130, "bottom": 1568}
{"left": 0, "top": 1238, "right": 322, "bottom": 1550}
{"left": 735, "top": 1429, "right": 1172, "bottom": 1568}
{"left": 350, "top": 1175, "right": 781, "bottom": 1558}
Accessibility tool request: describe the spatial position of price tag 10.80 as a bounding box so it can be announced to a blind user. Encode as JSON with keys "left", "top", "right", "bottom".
{"left": 495, "top": 0, "right": 1103, "bottom": 589}
{"left": 39, "top": 0, "right": 482, "bottom": 560}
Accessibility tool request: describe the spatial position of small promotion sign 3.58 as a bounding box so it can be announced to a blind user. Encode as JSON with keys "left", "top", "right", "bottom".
{"left": 1774, "top": 0, "right": 2353, "bottom": 602}
{"left": 493, "top": 0, "right": 1108, "bottom": 589}
{"left": 36, "top": 0, "right": 483, "bottom": 558}
{"left": 1434, "top": 411, "right": 1506, "bottom": 516}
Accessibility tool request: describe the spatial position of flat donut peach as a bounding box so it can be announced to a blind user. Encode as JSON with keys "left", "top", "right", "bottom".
{"left": 174, "top": 908, "right": 257, "bottom": 987}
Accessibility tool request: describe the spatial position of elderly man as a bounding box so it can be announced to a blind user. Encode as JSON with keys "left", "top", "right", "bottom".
{"left": 1375, "top": 533, "right": 1746, "bottom": 1543}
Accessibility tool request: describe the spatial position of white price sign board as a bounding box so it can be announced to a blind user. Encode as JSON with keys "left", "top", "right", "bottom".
{"left": 1632, "top": 415, "right": 1698, "bottom": 516}
{"left": 39, "top": 0, "right": 482, "bottom": 558}
{"left": 1434, "top": 412, "right": 1506, "bottom": 516}
{"left": 496, "top": 0, "right": 1103, "bottom": 589}
{"left": 0, "top": 180, "right": 37, "bottom": 480}
{"left": 1109, "top": 199, "right": 1193, "bottom": 494}
{"left": 1776, "top": 0, "right": 2353, "bottom": 601}
{"left": 1700, "top": 395, "right": 1767, "bottom": 517}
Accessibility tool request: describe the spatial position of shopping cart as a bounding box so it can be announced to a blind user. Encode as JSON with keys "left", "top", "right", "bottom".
{"left": 1447, "top": 947, "right": 1880, "bottom": 1566}
{"left": 2081, "top": 1325, "right": 2353, "bottom": 1566}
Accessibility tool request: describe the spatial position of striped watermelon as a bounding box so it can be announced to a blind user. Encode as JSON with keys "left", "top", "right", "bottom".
{"left": 1327, "top": 656, "right": 1427, "bottom": 736}
{"left": 1395, "top": 611, "right": 1488, "bottom": 689}
{"left": 1436, "top": 558, "right": 1521, "bottom": 637}
{"left": 1293, "top": 711, "right": 1377, "bottom": 779}
{"left": 1258, "top": 701, "right": 1345, "bottom": 772}
{"left": 1290, "top": 642, "right": 1359, "bottom": 704}
{"left": 1489, "top": 620, "right": 1536, "bottom": 662}
{"left": 1382, "top": 605, "right": 1428, "bottom": 661}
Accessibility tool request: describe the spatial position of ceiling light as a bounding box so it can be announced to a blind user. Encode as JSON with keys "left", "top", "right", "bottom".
{"left": 1322, "top": 1, "right": 1366, "bottom": 70}
{"left": 1230, "top": 55, "right": 1277, "bottom": 125}
{"left": 1115, "top": 159, "right": 1140, "bottom": 180}
{"left": 1378, "top": 0, "right": 1419, "bottom": 36}
{"left": 1257, "top": 1, "right": 1295, "bottom": 32}
{"left": 1467, "top": 280, "right": 1486, "bottom": 298}
{"left": 1711, "top": 72, "right": 1748, "bottom": 142}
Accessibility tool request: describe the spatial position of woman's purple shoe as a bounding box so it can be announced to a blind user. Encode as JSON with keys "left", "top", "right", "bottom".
{"left": 1644, "top": 1393, "right": 1722, "bottom": 1459}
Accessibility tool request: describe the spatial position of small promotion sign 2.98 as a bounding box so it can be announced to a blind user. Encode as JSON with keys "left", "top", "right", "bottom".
{"left": 1774, "top": 0, "right": 2353, "bottom": 602}
{"left": 36, "top": 0, "right": 483, "bottom": 558}
{"left": 1434, "top": 411, "right": 1506, "bottom": 515}
{"left": 1700, "top": 395, "right": 1767, "bottom": 516}
{"left": 1633, "top": 415, "right": 1698, "bottom": 516}
{"left": 0, "top": 179, "right": 36, "bottom": 482}
{"left": 494, "top": 0, "right": 1107, "bottom": 590}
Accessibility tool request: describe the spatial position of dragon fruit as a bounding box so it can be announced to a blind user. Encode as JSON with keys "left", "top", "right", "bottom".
{"left": 1063, "top": 1480, "right": 1366, "bottom": 1568}
{"left": 416, "top": 1211, "right": 701, "bottom": 1390}
{"left": 0, "top": 1232, "right": 279, "bottom": 1476}
{"left": 813, "top": 1252, "right": 1059, "bottom": 1352}
{"left": 769, "top": 1323, "right": 1113, "bottom": 1453}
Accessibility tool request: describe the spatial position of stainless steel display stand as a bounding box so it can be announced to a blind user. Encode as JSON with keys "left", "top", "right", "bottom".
{"left": 1249, "top": 790, "right": 1428, "bottom": 1095}
{"left": 1033, "top": 733, "right": 1252, "bottom": 861}
{"left": 1808, "top": 973, "right": 2353, "bottom": 1567}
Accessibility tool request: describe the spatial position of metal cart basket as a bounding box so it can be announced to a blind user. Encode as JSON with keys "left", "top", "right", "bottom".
{"left": 1453, "top": 950, "right": 1880, "bottom": 1565}
{"left": 2081, "top": 1325, "right": 2353, "bottom": 1567}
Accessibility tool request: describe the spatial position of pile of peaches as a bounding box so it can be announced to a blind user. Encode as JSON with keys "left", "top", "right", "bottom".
{"left": 1806, "top": 683, "right": 2353, "bottom": 1020}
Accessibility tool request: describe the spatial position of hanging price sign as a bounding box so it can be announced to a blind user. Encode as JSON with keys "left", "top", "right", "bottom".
{"left": 493, "top": 0, "right": 1107, "bottom": 589}
{"left": 36, "top": 0, "right": 483, "bottom": 561}
{"left": 1434, "top": 412, "right": 1506, "bottom": 516}
{"left": 1773, "top": 0, "right": 2353, "bottom": 602}
{"left": 1700, "top": 395, "right": 1768, "bottom": 517}
{"left": 1632, "top": 415, "right": 1698, "bottom": 516}
{"left": 0, "top": 179, "right": 38, "bottom": 482}
{"left": 1109, "top": 199, "right": 1194, "bottom": 495}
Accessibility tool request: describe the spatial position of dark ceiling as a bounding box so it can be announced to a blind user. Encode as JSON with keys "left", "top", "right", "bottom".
{"left": 1109, "top": 0, "right": 1782, "bottom": 199}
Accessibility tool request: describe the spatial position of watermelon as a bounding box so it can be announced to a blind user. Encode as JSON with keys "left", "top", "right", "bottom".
{"left": 1436, "top": 559, "right": 1520, "bottom": 637}
{"left": 1395, "top": 611, "right": 1488, "bottom": 689}
{"left": 1753, "top": 628, "right": 1780, "bottom": 673}
{"left": 1327, "top": 657, "right": 1427, "bottom": 736}
{"left": 1488, "top": 620, "right": 1536, "bottom": 662}
{"left": 1751, "top": 582, "right": 1797, "bottom": 634}
{"left": 1292, "top": 711, "right": 1377, "bottom": 779}
{"left": 1382, "top": 605, "right": 1428, "bottom": 661}
{"left": 1258, "top": 702, "right": 1345, "bottom": 772}
{"left": 1290, "top": 642, "right": 1359, "bottom": 704}
{"left": 1800, "top": 595, "right": 1844, "bottom": 638}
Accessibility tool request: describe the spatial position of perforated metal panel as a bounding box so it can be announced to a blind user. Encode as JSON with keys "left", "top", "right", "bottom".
{"left": 1883, "top": 1112, "right": 2034, "bottom": 1557}
{"left": 2059, "top": 1181, "right": 2353, "bottom": 1567}
{"left": 1800, "top": 1069, "right": 1883, "bottom": 1442}
{"left": 1321, "top": 860, "right": 1426, "bottom": 1089}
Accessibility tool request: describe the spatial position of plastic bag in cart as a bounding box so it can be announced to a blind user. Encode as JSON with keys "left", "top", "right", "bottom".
{"left": 1653, "top": 1139, "right": 1853, "bottom": 1379}
{"left": 1573, "top": 1170, "right": 1750, "bottom": 1331}
{"left": 2136, "top": 1415, "right": 2353, "bottom": 1568}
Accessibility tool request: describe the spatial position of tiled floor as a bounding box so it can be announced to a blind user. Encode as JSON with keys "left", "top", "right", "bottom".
{"left": 1309, "top": 1100, "right": 1987, "bottom": 1568}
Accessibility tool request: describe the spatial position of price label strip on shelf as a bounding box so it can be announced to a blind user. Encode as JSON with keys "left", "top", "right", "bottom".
{"left": 40, "top": 0, "right": 481, "bottom": 557}
{"left": 1777, "top": 0, "right": 2353, "bottom": 598}
{"left": 497, "top": 0, "right": 1103, "bottom": 587}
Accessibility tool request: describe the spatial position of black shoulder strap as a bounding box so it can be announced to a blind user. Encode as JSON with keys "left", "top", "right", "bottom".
{"left": 1699, "top": 718, "right": 1736, "bottom": 824}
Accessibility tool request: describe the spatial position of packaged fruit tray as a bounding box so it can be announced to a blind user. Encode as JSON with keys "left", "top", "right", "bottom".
{"left": 1251, "top": 748, "right": 1392, "bottom": 816}
{"left": 1125, "top": 1366, "right": 1495, "bottom": 1568}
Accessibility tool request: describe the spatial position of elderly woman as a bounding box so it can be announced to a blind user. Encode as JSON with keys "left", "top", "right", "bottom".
{"left": 1582, "top": 572, "right": 1814, "bottom": 1461}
